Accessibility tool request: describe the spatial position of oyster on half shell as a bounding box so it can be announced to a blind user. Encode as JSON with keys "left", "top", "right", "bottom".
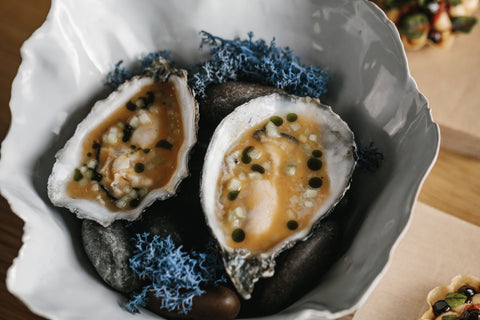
{"left": 201, "top": 94, "right": 356, "bottom": 299}
{"left": 48, "top": 58, "right": 198, "bottom": 227}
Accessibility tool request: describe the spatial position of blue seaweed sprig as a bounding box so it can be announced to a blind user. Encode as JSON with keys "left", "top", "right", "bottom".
{"left": 189, "top": 31, "right": 330, "bottom": 98}
{"left": 356, "top": 142, "right": 384, "bottom": 172}
{"left": 106, "top": 60, "right": 134, "bottom": 90}
{"left": 105, "top": 51, "right": 171, "bottom": 90}
{"left": 126, "top": 234, "right": 226, "bottom": 315}
{"left": 105, "top": 32, "right": 330, "bottom": 99}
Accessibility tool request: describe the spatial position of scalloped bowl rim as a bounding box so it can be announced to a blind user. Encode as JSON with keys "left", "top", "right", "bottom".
{"left": 0, "top": 0, "right": 440, "bottom": 319}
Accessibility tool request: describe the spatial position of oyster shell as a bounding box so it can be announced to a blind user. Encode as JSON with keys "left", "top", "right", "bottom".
{"left": 48, "top": 58, "right": 198, "bottom": 227}
{"left": 200, "top": 93, "right": 356, "bottom": 299}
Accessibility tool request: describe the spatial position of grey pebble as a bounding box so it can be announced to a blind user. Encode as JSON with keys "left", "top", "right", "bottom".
{"left": 239, "top": 218, "right": 342, "bottom": 317}
{"left": 198, "top": 81, "right": 285, "bottom": 142}
{"left": 81, "top": 219, "right": 142, "bottom": 293}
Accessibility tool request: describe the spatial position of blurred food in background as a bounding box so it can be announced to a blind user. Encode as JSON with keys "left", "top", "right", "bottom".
{"left": 371, "top": 0, "right": 478, "bottom": 49}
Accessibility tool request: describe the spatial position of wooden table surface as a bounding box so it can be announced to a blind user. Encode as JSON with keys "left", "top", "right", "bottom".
{"left": 1, "top": 1, "right": 479, "bottom": 320}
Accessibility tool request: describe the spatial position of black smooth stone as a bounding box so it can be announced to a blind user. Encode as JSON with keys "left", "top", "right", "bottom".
{"left": 239, "top": 218, "right": 341, "bottom": 316}
{"left": 81, "top": 220, "right": 142, "bottom": 293}
{"left": 135, "top": 210, "right": 187, "bottom": 246}
{"left": 198, "top": 82, "right": 285, "bottom": 142}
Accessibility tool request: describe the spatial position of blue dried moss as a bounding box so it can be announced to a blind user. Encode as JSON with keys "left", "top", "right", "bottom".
{"left": 105, "top": 32, "right": 329, "bottom": 99}
{"left": 356, "top": 142, "right": 384, "bottom": 172}
{"left": 106, "top": 51, "right": 171, "bottom": 90}
{"left": 126, "top": 234, "right": 226, "bottom": 315}
{"left": 106, "top": 60, "right": 134, "bottom": 90}
{"left": 190, "top": 31, "right": 330, "bottom": 98}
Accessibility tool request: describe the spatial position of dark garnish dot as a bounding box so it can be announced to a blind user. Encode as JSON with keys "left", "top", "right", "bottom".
{"left": 123, "top": 124, "right": 134, "bottom": 143}
{"left": 142, "top": 148, "right": 151, "bottom": 154}
{"left": 287, "top": 220, "right": 298, "bottom": 230}
{"left": 251, "top": 164, "right": 265, "bottom": 174}
{"left": 420, "top": 0, "right": 440, "bottom": 16}
{"left": 428, "top": 30, "right": 442, "bottom": 44}
{"left": 280, "top": 132, "right": 299, "bottom": 143}
{"left": 92, "top": 141, "right": 100, "bottom": 149}
{"left": 286, "top": 113, "right": 298, "bottom": 122}
{"left": 134, "top": 163, "right": 145, "bottom": 173}
{"left": 156, "top": 139, "right": 173, "bottom": 150}
{"left": 73, "top": 169, "right": 83, "bottom": 181}
{"left": 312, "top": 149, "right": 323, "bottom": 158}
{"left": 458, "top": 285, "right": 477, "bottom": 301}
{"left": 309, "top": 177, "right": 323, "bottom": 188}
{"left": 87, "top": 152, "right": 92, "bottom": 157}
{"left": 146, "top": 91, "right": 155, "bottom": 106}
{"left": 91, "top": 171, "right": 103, "bottom": 181}
{"left": 242, "top": 146, "right": 254, "bottom": 164}
{"left": 270, "top": 116, "right": 283, "bottom": 126}
{"left": 129, "top": 198, "right": 140, "bottom": 208}
{"left": 227, "top": 190, "right": 240, "bottom": 201}
{"left": 432, "top": 300, "right": 451, "bottom": 317}
{"left": 232, "top": 228, "right": 245, "bottom": 242}
{"left": 126, "top": 101, "right": 136, "bottom": 111}
{"left": 130, "top": 145, "right": 136, "bottom": 149}
{"left": 307, "top": 158, "right": 323, "bottom": 171}
{"left": 139, "top": 97, "right": 149, "bottom": 109}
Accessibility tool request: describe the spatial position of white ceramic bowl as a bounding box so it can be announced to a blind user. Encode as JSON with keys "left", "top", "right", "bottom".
{"left": 0, "top": 0, "right": 439, "bottom": 319}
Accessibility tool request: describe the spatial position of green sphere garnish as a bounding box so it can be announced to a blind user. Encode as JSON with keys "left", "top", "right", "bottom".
{"left": 287, "top": 220, "right": 298, "bottom": 230}
{"left": 73, "top": 169, "right": 83, "bottom": 181}
{"left": 270, "top": 116, "right": 283, "bottom": 126}
{"left": 242, "top": 146, "right": 254, "bottom": 164}
{"left": 134, "top": 163, "right": 145, "bottom": 173}
{"left": 232, "top": 228, "right": 245, "bottom": 242}
{"left": 286, "top": 113, "right": 298, "bottom": 122}
{"left": 251, "top": 164, "right": 265, "bottom": 174}
{"left": 307, "top": 158, "right": 323, "bottom": 171}
{"left": 312, "top": 149, "right": 323, "bottom": 158}
{"left": 227, "top": 190, "right": 240, "bottom": 201}
{"left": 308, "top": 177, "right": 323, "bottom": 188}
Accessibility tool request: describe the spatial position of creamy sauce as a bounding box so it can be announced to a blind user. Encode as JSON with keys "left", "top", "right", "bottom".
{"left": 217, "top": 114, "right": 330, "bottom": 253}
{"left": 66, "top": 82, "right": 184, "bottom": 211}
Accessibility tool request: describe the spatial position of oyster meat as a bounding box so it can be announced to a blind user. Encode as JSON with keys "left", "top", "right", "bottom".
{"left": 48, "top": 58, "right": 198, "bottom": 226}
{"left": 201, "top": 93, "right": 356, "bottom": 299}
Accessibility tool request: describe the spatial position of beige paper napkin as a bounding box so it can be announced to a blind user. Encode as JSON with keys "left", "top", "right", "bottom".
{"left": 353, "top": 202, "right": 480, "bottom": 319}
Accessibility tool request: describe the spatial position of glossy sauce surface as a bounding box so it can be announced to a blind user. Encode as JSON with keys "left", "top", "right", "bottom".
{"left": 66, "top": 82, "right": 184, "bottom": 211}
{"left": 217, "top": 115, "right": 330, "bottom": 253}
